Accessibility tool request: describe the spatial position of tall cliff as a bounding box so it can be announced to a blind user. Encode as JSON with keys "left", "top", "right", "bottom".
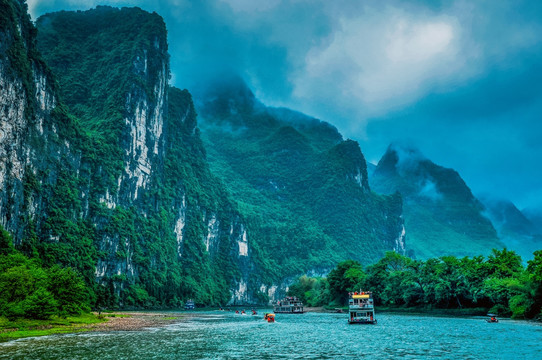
{"left": 371, "top": 143, "right": 504, "bottom": 259}
{"left": 0, "top": 2, "right": 250, "bottom": 307}
{"left": 0, "top": 0, "right": 64, "bottom": 248}
{"left": 1, "top": 2, "right": 405, "bottom": 306}
{"left": 194, "top": 75, "right": 405, "bottom": 290}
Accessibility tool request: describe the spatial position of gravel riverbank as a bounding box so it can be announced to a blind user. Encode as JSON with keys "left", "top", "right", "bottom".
{"left": 86, "top": 312, "right": 185, "bottom": 332}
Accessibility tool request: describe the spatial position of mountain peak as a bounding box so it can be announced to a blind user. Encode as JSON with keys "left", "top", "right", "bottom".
{"left": 195, "top": 72, "right": 260, "bottom": 119}
{"left": 371, "top": 142, "right": 502, "bottom": 259}
{"left": 377, "top": 142, "right": 428, "bottom": 176}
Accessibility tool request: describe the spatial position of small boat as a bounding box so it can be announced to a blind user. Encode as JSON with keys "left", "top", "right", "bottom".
{"left": 251, "top": 309, "right": 258, "bottom": 315}
{"left": 264, "top": 313, "right": 275, "bottom": 323}
{"left": 486, "top": 314, "right": 499, "bottom": 323}
{"left": 273, "top": 296, "right": 304, "bottom": 314}
{"left": 184, "top": 299, "right": 195, "bottom": 310}
{"left": 348, "top": 291, "right": 377, "bottom": 324}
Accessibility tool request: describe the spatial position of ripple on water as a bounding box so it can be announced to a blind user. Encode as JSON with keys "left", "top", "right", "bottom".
{"left": 1, "top": 312, "right": 541, "bottom": 359}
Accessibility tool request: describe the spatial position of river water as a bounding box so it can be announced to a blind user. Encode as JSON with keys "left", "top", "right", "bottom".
{"left": 1, "top": 311, "right": 541, "bottom": 359}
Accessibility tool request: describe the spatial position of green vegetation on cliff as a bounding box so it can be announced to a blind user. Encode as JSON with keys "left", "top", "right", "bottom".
{"left": 196, "top": 76, "right": 404, "bottom": 282}
{"left": 371, "top": 144, "right": 503, "bottom": 259}
{"left": 32, "top": 6, "right": 244, "bottom": 307}
{"left": 0, "top": 0, "right": 56, "bottom": 119}
{"left": 36, "top": 5, "right": 168, "bottom": 187}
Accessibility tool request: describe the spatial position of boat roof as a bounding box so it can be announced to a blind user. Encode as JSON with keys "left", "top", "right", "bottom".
{"left": 352, "top": 294, "right": 370, "bottom": 299}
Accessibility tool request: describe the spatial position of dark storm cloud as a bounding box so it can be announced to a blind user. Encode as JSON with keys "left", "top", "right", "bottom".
{"left": 28, "top": 0, "right": 542, "bottom": 209}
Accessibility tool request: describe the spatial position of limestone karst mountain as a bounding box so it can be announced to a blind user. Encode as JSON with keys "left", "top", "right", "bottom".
{"left": 370, "top": 143, "right": 504, "bottom": 259}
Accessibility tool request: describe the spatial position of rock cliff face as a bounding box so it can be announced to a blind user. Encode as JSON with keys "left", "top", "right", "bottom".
{"left": 0, "top": 3, "right": 251, "bottom": 306}
{"left": 0, "top": 0, "right": 59, "bottom": 242}
{"left": 1, "top": 2, "right": 405, "bottom": 306}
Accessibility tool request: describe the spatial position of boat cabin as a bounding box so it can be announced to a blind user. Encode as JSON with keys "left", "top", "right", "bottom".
{"left": 184, "top": 299, "right": 195, "bottom": 310}
{"left": 273, "top": 296, "right": 304, "bottom": 313}
{"left": 348, "top": 291, "right": 376, "bottom": 324}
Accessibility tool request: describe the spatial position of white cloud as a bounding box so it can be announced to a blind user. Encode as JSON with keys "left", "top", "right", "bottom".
{"left": 293, "top": 6, "right": 472, "bottom": 116}
{"left": 218, "top": 0, "right": 280, "bottom": 13}
{"left": 26, "top": 0, "right": 42, "bottom": 18}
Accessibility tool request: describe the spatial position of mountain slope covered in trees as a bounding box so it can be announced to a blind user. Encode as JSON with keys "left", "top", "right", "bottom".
{"left": 370, "top": 143, "right": 504, "bottom": 259}
{"left": 0, "top": 2, "right": 251, "bottom": 309}
{"left": 0, "top": 3, "right": 403, "bottom": 307}
{"left": 194, "top": 75, "right": 406, "bottom": 282}
{"left": 480, "top": 197, "right": 542, "bottom": 261}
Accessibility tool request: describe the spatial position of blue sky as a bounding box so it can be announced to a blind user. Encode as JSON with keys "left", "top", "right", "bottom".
{"left": 28, "top": 0, "right": 542, "bottom": 211}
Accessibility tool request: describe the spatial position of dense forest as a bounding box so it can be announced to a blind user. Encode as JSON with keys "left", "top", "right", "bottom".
{"left": 196, "top": 76, "right": 405, "bottom": 282}
{"left": 4, "top": 211, "right": 541, "bottom": 321}
{"left": 0, "top": 226, "right": 89, "bottom": 319}
{"left": 288, "top": 249, "right": 542, "bottom": 319}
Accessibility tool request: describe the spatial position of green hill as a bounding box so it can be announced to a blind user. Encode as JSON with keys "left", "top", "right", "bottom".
{"left": 371, "top": 143, "right": 504, "bottom": 259}
{"left": 480, "top": 197, "right": 542, "bottom": 260}
{"left": 195, "top": 75, "right": 405, "bottom": 281}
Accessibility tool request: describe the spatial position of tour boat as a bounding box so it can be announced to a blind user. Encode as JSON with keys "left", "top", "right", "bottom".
{"left": 486, "top": 314, "right": 499, "bottom": 323}
{"left": 273, "top": 296, "right": 304, "bottom": 313}
{"left": 184, "top": 299, "right": 195, "bottom": 310}
{"left": 348, "top": 291, "right": 377, "bottom": 324}
{"left": 264, "top": 313, "right": 275, "bottom": 322}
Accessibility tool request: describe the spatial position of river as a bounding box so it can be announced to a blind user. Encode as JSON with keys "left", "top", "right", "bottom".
{"left": 1, "top": 311, "right": 541, "bottom": 359}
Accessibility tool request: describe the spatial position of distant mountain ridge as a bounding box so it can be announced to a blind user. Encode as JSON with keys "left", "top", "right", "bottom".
{"left": 370, "top": 143, "right": 504, "bottom": 259}
{"left": 480, "top": 196, "right": 542, "bottom": 260}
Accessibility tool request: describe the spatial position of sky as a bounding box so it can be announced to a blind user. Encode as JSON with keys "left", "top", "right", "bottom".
{"left": 28, "top": 0, "right": 542, "bottom": 211}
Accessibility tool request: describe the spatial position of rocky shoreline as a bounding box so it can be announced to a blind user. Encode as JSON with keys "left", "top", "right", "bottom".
{"left": 86, "top": 312, "right": 185, "bottom": 332}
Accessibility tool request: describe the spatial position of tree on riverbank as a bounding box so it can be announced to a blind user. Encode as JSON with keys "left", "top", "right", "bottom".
{"left": 287, "top": 249, "right": 542, "bottom": 320}
{"left": 0, "top": 226, "right": 90, "bottom": 320}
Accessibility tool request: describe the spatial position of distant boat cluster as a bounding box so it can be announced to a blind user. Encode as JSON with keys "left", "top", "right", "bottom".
{"left": 184, "top": 293, "right": 501, "bottom": 325}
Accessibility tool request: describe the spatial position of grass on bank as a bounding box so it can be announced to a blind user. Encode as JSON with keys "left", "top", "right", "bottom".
{"left": 0, "top": 313, "right": 107, "bottom": 342}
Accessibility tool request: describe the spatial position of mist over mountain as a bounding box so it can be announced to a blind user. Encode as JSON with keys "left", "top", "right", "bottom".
{"left": 194, "top": 75, "right": 405, "bottom": 276}
{"left": 479, "top": 197, "right": 542, "bottom": 260}
{"left": 370, "top": 143, "right": 504, "bottom": 259}
{"left": 523, "top": 208, "right": 542, "bottom": 234}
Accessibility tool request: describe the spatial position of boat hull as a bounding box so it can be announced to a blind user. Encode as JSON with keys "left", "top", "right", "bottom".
{"left": 348, "top": 320, "right": 377, "bottom": 324}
